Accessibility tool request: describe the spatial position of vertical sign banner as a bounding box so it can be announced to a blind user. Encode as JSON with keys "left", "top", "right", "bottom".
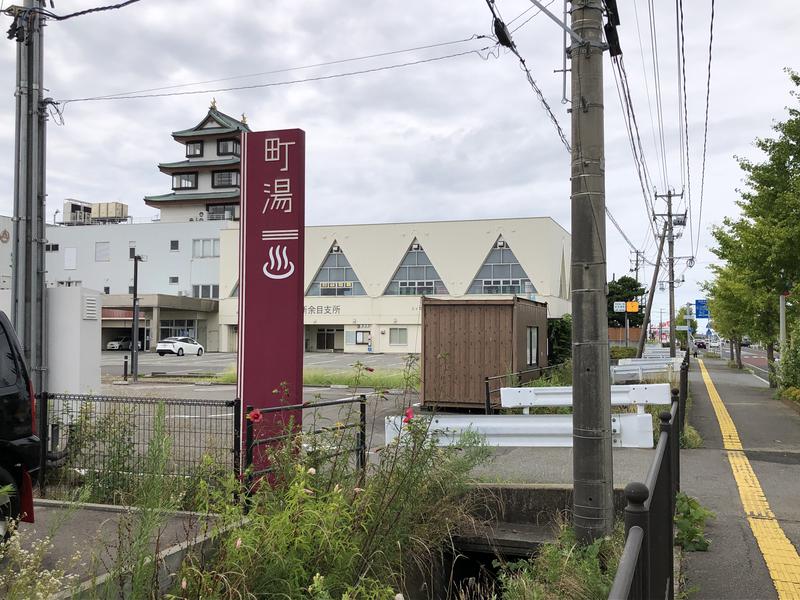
{"left": 695, "top": 299, "right": 709, "bottom": 319}
{"left": 238, "top": 129, "right": 305, "bottom": 467}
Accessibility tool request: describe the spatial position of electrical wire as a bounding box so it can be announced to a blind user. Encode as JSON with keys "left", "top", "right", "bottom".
{"left": 25, "top": 0, "right": 143, "bottom": 21}
{"left": 647, "top": 0, "right": 670, "bottom": 189}
{"left": 57, "top": 46, "right": 497, "bottom": 106}
{"left": 80, "top": 35, "right": 490, "bottom": 100}
{"left": 510, "top": 0, "right": 556, "bottom": 33}
{"left": 677, "top": 0, "right": 694, "bottom": 259}
{"left": 696, "top": 0, "right": 715, "bottom": 257}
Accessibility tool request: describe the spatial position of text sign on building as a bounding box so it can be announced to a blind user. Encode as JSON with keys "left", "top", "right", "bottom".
{"left": 237, "top": 129, "right": 305, "bottom": 465}
{"left": 613, "top": 301, "right": 626, "bottom": 313}
{"left": 626, "top": 301, "right": 639, "bottom": 313}
{"left": 695, "top": 299, "right": 709, "bottom": 319}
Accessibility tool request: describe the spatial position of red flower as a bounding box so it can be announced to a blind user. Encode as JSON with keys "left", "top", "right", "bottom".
{"left": 247, "top": 409, "right": 263, "bottom": 423}
{"left": 402, "top": 407, "right": 414, "bottom": 424}
{"left": 364, "top": 367, "right": 375, "bottom": 373}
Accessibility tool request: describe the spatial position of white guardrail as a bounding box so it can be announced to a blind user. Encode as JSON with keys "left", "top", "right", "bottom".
{"left": 385, "top": 383, "right": 670, "bottom": 449}
{"left": 610, "top": 364, "right": 675, "bottom": 384}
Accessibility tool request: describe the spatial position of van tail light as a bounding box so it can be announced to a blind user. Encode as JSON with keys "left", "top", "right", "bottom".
{"left": 29, "top": 378, "right": 37, "bottom": 436}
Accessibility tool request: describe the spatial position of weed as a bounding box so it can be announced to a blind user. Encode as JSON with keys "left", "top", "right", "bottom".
{"left": 497, "top": 520, "right": 624, "bottom": 600}
{"left": 610, "top": 346, "right": 638, "bottom": 360}
{"left": 674, "top": 492, "right": 714, "bottom": 551}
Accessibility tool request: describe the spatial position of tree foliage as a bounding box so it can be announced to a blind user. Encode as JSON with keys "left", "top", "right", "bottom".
{"left": 705, "top": 70, "right": 800, "bottom": 383}
{"left": 607, "top": 276, "right": 645, "bottom": 328}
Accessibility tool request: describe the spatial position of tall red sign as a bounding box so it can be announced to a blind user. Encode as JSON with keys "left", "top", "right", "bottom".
{"left": 237, "top": 129, "right": 305, "bottom": 462}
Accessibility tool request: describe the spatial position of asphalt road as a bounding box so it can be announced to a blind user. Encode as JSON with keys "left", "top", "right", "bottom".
{"left": 101, "top": 351, "right": 414, "bottom": 376}
{"left": 683, "top": 358, "right": 800, "bottom": 599}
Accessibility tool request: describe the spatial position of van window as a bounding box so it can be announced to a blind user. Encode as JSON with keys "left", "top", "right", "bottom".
{"left": 0, "top": 324, "right": 20, "bottom": 387}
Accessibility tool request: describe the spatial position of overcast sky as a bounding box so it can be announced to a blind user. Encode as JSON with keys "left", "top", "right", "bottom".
{"left": 0, "top": 0, "right": 796, "bottom": 326}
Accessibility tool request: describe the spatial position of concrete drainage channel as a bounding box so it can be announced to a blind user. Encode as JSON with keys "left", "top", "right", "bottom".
{"left": 31, "top": 485, "right": 631, "bottom": 599}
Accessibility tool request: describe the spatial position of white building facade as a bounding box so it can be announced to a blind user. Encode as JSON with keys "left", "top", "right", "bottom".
{"left": 217, "top": 217, "right": 571, "bottom": 354}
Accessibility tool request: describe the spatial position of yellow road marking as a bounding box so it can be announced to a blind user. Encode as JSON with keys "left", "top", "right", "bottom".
{"left": 698, "top": 359, "right": 800, "bottom": 599}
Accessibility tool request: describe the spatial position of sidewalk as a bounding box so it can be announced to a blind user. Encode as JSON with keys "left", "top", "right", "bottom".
{"left": 682, "top": 357, "right": 800, "bottom": 599}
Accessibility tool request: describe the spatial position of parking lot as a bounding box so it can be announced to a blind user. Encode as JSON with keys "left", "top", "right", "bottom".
{"left": 101, "top": 351, "right": 416, "bottom": 377}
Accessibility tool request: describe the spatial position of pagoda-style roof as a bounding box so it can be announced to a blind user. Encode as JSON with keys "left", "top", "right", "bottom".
{"left": 143, "top": 190, "right": 240, "bottom": 205}
{"left": 157, "top": 156, "right": 240, "bottom": 173}
{"left": 171, "top": 105, "right": 251, "bottom": 139}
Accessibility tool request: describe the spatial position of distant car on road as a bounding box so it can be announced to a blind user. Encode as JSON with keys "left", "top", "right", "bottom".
{"left": 157, "top": 337, "right": 204, "bottom": 357}
{"left": 709, "top": 339, "right": 721, "bottom": 349}
{"left": 696, "top": 340, "right": 707, "bottom": 349}
{"left": 741, "top": 337, "right": 751, "bottom": 347}
{"left": 106, "top": 337, "right": 142, "bottom": 351}
{"left": 0, "top": 310, "right": 39, "bottom": 540}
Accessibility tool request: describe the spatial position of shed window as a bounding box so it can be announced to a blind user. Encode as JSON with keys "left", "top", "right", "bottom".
{"left": 526, "top": 326, "right": 539, "bottom": 366}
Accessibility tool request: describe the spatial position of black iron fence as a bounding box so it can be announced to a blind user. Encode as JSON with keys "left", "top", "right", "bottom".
{"left": 242, "top": 394, "right": 368, "bottom": 481}
{"left": 483, "top": 363, "right": 566, "bottom": 414}
{"left": 38, "top": 392, "right": 238, "bottom": 505}
{"left": 608, "top": 355, "right": 689, "bottom": 600}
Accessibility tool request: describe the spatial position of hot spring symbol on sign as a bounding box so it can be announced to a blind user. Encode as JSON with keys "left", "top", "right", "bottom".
{"left": 261, "top": 229, "right": 298, "bottom": 279}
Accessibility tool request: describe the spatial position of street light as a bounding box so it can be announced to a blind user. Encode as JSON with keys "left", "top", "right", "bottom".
{"left": 131, "top": 254, "right": 146, "bottom": 382}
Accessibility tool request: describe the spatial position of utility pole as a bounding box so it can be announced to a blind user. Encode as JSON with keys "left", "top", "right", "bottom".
{"left": 10, "top": 0, "right": 48, "bottom": 395}
{"left": 570, "top": 0, "right": 613, "bottom": 542}
{"left": 637, "top": 221, "right": 667, "bottom": 357}
{"left": 655, "top": 190, "right": 682, "bottom": 358}
{"left": 131, "top": 255, "right": 142, "bottom": 383}
{"left": 779, "top": 292, "right": 787, "bottom": 358}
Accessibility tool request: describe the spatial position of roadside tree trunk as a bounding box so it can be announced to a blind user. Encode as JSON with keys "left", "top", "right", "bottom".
{"left": 735, "top": 340, "right": 743, "bottom": 369}
{"left": 767, "top": 342, "right": 777, "bottom": 388}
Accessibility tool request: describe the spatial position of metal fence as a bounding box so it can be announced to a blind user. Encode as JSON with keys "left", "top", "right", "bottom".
{"left": 243, "top": 394, "right": 368, "bottom": 481}
{"left": 38, "top": 392, "right": 237, "bottom": 505}
{"left": 484, "top": 363, "right": 565, "bottom": 414}
{"left": 608, "top": 355, "right": 689, "bottom": 600}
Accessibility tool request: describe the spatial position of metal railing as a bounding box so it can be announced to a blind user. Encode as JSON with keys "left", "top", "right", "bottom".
{"left": 37, "top": 392, "right": 237, "bottom": 503}
{"left": 609, "top": 355, "right": 689, "bottom": 600}
{"left": 242, "top": 394, "right": 368, "bottom": 481}
{"left": 484, "top": 363, "right": 565, "bottom": 414}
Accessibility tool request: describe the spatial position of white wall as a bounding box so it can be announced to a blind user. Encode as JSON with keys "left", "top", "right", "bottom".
{"left": 0, "top": 215, "right": 12, "bottom": 289}
{"left": 46, "top": 220, "right": 226, "bottom": 297}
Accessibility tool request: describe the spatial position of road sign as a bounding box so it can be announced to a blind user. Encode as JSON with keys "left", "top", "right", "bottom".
{"left": 626, "top": 300, "right": 640, "bottom": 313}
{"left": 695, "top": 299, "right": 709, "bottom": 319}
{"left": 614, "top": 301, "right": 626, "bottom": 313}
{"left": 675, "top": 325, "right": 689, "bottom": 331}
{"left": 238, "top": 129, "right": 306, "bottom": 468}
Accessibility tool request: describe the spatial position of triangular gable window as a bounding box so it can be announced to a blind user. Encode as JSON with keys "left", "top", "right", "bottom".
{"left": 467, "top": 236, "right": 536, "bottom": 295}
{"left": 306, "top": 242, "right": 366, "bottom": 296}
{"left": 384, "top": 240, "right": 448, "bottom": 295}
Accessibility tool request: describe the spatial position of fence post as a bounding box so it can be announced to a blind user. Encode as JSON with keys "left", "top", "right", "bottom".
{"left": 38, "top": 392, "right": 48, "bottom": 498}
{"left": 245, "top": 405, "right": 254, "bottom": 477}
{"left": 671, "top": 388, "right": 681, "bottom": 495}
{"left": 484, "top": 378, "right": 492, "bottom": 415}
{"left": 679, "top": 363, "right": 688, "bottom": 431}
{"left": 660, "top": 411, "right": 676, "bottom": 512}
{"left": 357, "top": 394, "right": 367, "bottom": 476}
{"left": 233, "top": 398, "right": 242, "bottom": 481}
{"left": 624, "top": 481, "right": 650, "bottom": 600}
{"left": 123, "top": 355, "right": 128, "bottom": 382}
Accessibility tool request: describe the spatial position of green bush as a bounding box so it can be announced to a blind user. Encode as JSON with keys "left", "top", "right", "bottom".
{"left": 674, "top": 492, "right": 715, "bottom": 551}
{"left": 175, "top": 417, "right": 490, "bottom": 599}
{"left": 497, "top": 521, "right": 624, "bottom": 600}
{"left": 780, "top": 331, "right": 800, "bottom": 389}
{"left": 781, "top": 387, "right": 800, "bottom": 404}
{"left": 525, "top": 360, "right": 573, "bottom": 388}
{"left": 610, "top": 346, "right": 637, "bottom": 359}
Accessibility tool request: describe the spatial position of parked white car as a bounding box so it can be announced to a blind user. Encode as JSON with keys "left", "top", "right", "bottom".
{"left": 106, "top": 337, "right": 142, "bottom": 351}
{"left": 156, "top": 337, "right": 204, "bottom": 357}
{"left": 709, "top": 338, "right": 721, "bottom": 350}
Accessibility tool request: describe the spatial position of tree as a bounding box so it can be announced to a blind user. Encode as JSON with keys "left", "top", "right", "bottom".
{"left": 607, "top": 276, "right": 645, "bottom": 328}
{"left": 547, "top": 314, "right": 572, "bottom": 365}
{"left": 675, "top": 305, "right": 698, "bottom": 348}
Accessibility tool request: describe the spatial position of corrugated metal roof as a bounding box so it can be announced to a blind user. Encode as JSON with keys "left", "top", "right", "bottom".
{"left": 143, "top": 190, "right": 240, "bottom": 204}
{"left": 158, "top": 157, "right": 240, "bottom": 171}
{"left": 171, "top": 108, "right": 251, "bottom": 138}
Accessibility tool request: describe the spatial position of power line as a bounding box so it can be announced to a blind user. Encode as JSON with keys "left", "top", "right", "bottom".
{"left": 482, "top": 0, "right": 570, "bottom": 153}
{"left": 57, "top": 46, "right": 496, "bottom": 106}
{"left": 510, "top": 0, "right": 556, "bottom": 33}
{"left": 648, "top": 0, "right": 670, "bottom": 189}
{"left": 677, "top": 0, "right": 694, "bottom": 258}
{"left": 78, "top": 35, "right": 489, "bottom": 100}
{"left": 696, "top": 0, "right": 715, "bottom": 257}
{"left": 25, "top": 0, "right": 143, "bottom": 21}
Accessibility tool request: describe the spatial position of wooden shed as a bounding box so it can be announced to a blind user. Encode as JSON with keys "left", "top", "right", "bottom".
{"left": 420, "top": 297, "right": 549, "bottom": 410}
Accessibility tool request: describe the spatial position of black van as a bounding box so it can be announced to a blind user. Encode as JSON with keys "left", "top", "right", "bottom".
{"left": 0, "top": 311, "right": 39, "bottom": 538}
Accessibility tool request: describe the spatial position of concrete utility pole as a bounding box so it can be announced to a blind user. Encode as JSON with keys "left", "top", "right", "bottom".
{"left": 655, "top": 190, "right": 682, "bottom": 359}
{"left": 569, "top": 0, "right": 613, "bottom": 542}
{"left": 780, "top": 293, "right": 787, "bottom": 357}
{"left": 11, "top": 0, "right": 48, "bottom": 395}
{"left": 637, "top": 221, "right": 667, "bottom": 357}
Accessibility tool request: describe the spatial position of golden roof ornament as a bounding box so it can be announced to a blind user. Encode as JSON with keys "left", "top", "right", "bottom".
{"left": 210, "top": 97, "right": 217, "bottom": 110}
{"left": 241, "top": 113, "right": 247, "bottom": 124}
